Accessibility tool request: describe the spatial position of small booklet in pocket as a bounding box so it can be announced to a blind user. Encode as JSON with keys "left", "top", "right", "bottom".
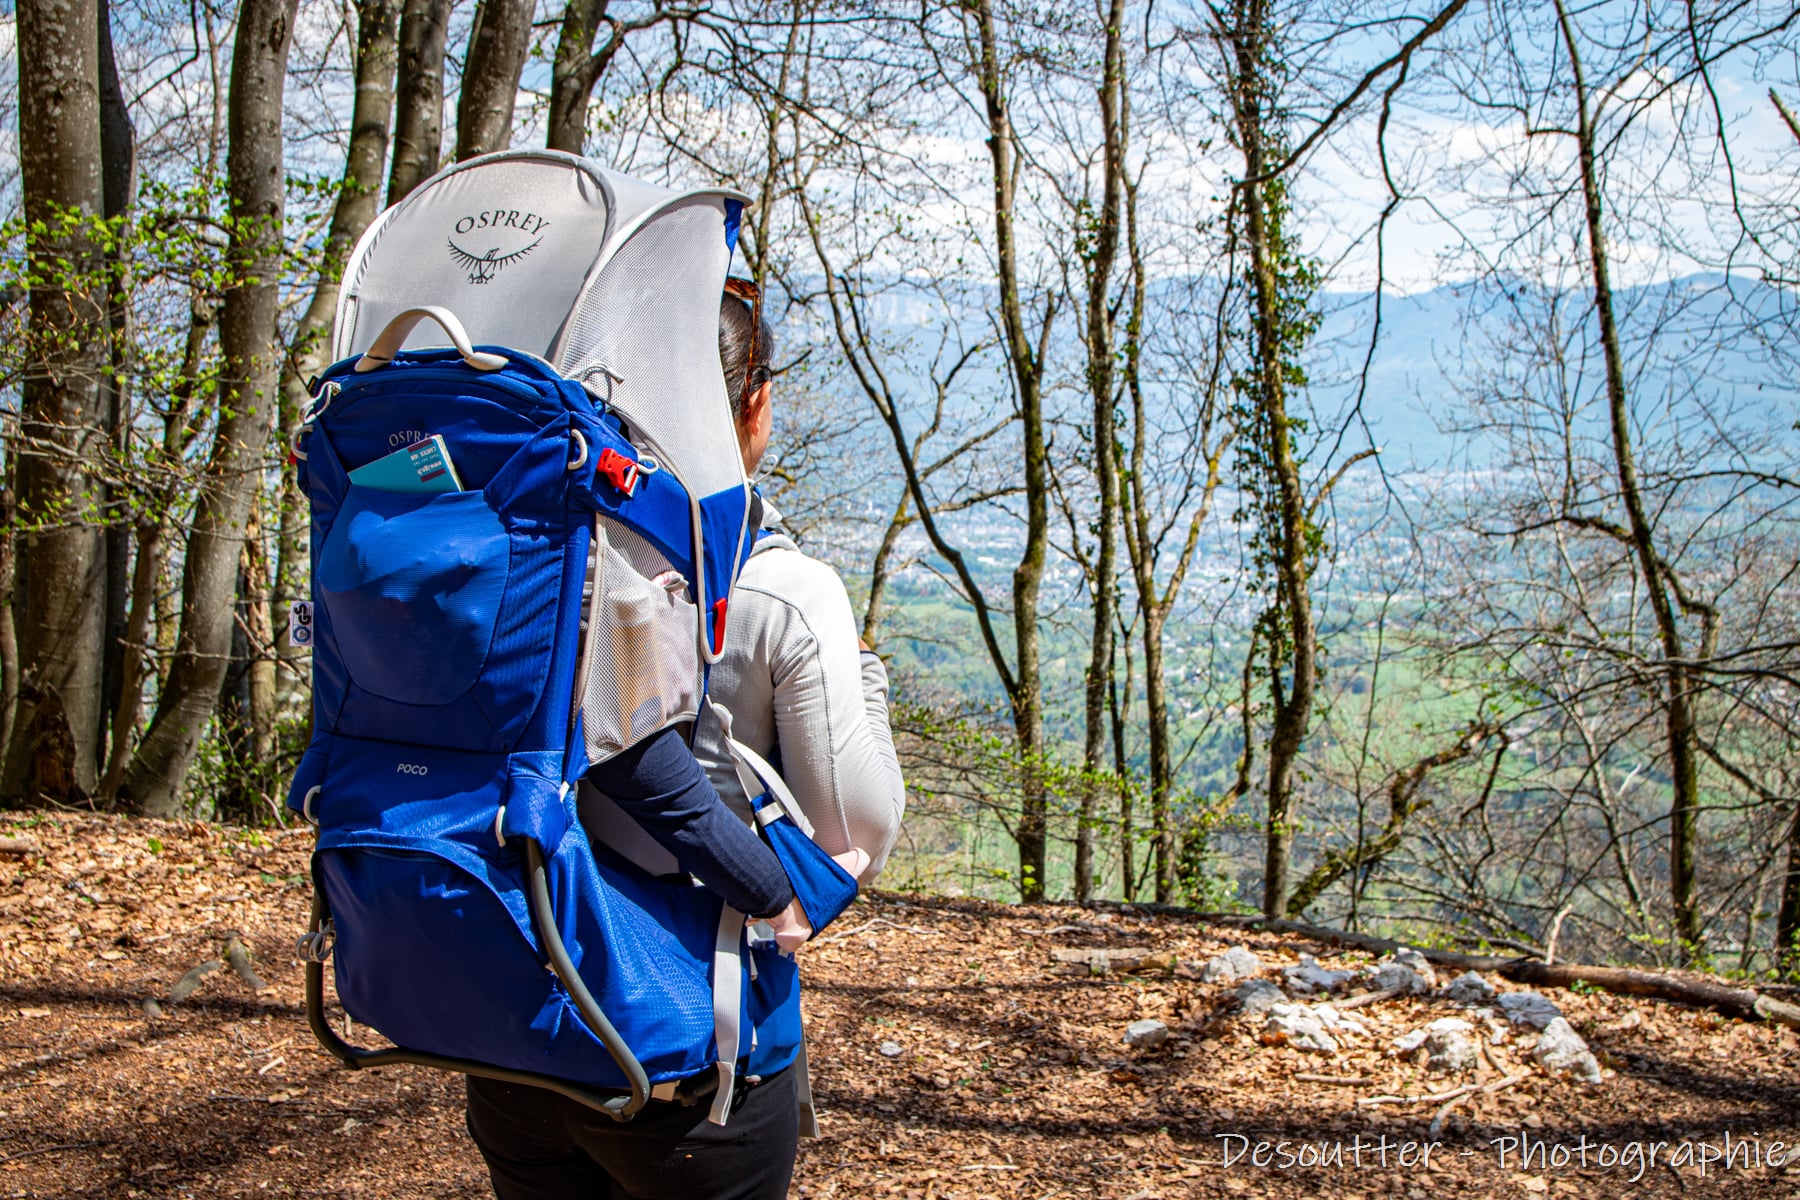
{"left": 348, "top": 435, "right": 464, "bottom": 493}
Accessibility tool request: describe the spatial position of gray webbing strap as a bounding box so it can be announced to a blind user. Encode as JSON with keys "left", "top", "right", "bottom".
{"left": 730, "top": 737, "right": 815, "bottom": 840}
{"left": 794, "top": 1025, "right": 820, "bottom": 1139}
{"left": 707, "top": 697, "right": 814, "bottom": 839}
{"left": 708, "top": 903, "right": 744, "bottom": 1126}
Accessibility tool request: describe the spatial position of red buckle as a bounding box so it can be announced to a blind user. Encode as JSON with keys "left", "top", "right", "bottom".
{"left": 711, "top": 598, "right": 728, "bottom": 653}
{"left": 596, "top": 447, "right": 640, "bottom": 497}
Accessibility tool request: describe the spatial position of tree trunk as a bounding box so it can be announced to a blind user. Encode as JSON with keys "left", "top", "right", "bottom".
{"left": 970, "top": 0, "right": 1051, "bottom": 901}
{"left": 454, "top": 0, "right": 535, "bottom": 161}
{"left": 1109, "top": 631, "right": 1133, "bottom": 900}
{"left": 96, "top": 0, "right": 137, "bottom": 781}
{"left": 217, "top": 512, "right": 276, "bottom": 825}
{"left": 1555, "top": 0, "right": 1703, "bottom": 963}
{"left": 243, "top": 503, "right": 278, "bottom": 808}
{"left": 1224, "top": 0, "right": 1315, "bottom": 921}
{"left": 117, "top": 0, "right": 298, "bottom": 817}
{"left": 388, "top": 0, "right": 451, "bottom": 203}
{"left": 1778, "top": 799, "right": 1800, "bottom": 979}
{"left": 0, "top": 489, "right": 18, "bottom": 762}
{"left": 99, "top": 300, "right": 215, "bottom": 802}
{"left": 1076, "top": 0, "right": 1128, "bottom": 904}
{"left": 548, "top": 0, "right": 612, "bottom": 155}
{"left": 1117, "top": 141, "right": 1184, "bottom": 905}
{"left": 276, "top": 0, "right": 400, "bottom": 714}
{"left": 4, "top": 0, "right": 110, "bottom": 803}
{"left": 862, "top": 489, "right": 910, "bottom": 647}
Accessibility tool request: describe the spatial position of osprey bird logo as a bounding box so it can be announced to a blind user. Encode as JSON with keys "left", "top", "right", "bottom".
{"left": 447, "top": 236, "right": 540, "bottom": 285}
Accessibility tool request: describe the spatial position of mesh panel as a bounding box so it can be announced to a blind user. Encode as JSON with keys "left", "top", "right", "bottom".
{"left": 558, "top": 200, "right": 746, "bottom": 498}
{"left": 579, "top": 516, "right": 702, "bottom": 763}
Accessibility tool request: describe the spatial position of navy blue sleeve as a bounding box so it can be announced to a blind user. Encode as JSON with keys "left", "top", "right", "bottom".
{"left": 587, "top": 727, "right": 794, "bottom": 919}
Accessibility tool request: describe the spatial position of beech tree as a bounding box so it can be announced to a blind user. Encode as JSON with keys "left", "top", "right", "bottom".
{"left": 455, "top": 0, "right": 536, "bottom": 160}
{"left": 118, "top": 0, "right": 301, "bottom": 816}
{"left": 4, "top": 0, "right": 111, "bottom": 803}
{"left": 388, "top": 0, "right": 453, "bottom": 202}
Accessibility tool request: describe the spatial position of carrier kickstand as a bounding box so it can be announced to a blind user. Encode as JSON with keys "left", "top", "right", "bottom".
{"left": 301, "top": 849, "right": 651, "bottom": 1121}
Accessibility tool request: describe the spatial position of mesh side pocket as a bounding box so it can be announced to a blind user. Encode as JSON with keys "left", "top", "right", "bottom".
{"left": 579, "top": 517, "right": 701, "bottom": 762}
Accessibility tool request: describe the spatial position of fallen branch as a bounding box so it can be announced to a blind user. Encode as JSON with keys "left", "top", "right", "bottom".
{"left": 1048, "top": 947, "right": 1178, "bottom": 976}
{"left": 1429, "top": 1072, "right": 1527, "bottom": 1139}
{"left": 1333, "top": 986, "right": 1404, "bottom": 1010}
{"left": 1188, "top": 912, "right": 1800, "bottom": 1030}
{"left": 1293, "top": 1072, "right": 1371, "bottom": 1086}
{"left": 0, "top": 1140, "right": 101, "bottom": 1165}
{"left": 1359, "top": 1084, "right": 1476, "bottom": 1107}
{"left": 0, "top": 836, "right": 41, "bottom": 857}
{"left": 819, "top": 917, "right": 939, "bottom": 943}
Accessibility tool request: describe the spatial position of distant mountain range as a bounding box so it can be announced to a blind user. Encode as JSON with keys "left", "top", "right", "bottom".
{"left": 1306, "top": 272, "right": 1800, "bottom": 466}
{"left": 794, "top": 271, "right": 1800, "bottom": 471}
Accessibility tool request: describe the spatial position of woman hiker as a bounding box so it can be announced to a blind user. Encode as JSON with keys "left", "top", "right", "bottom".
{"left": 462, "top": 276, "right": 906, "bottom": 1200}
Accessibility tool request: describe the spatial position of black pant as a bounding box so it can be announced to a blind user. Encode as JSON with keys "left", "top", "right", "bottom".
{"left": 465, "top": 1068, "right": 798, "bottom": 1200}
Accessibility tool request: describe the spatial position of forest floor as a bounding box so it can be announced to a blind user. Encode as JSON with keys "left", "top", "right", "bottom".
{"left": 3, "top": 814, "right": 1799, "bottom": 1200}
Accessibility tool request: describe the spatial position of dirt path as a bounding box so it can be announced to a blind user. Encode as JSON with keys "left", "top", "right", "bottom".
{"left": 4, "top": 815, "right": 1798, "bottom": 1198}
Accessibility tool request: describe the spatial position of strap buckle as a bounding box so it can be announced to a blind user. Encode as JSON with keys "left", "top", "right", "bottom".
{"left": 596, "top": 447, "right": 641, "bottom": 497}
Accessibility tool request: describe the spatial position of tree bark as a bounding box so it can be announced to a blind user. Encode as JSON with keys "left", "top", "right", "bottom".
{"left": 546, "top": 1, "right": 687, "bottom": 155}
{"left": 4, "top": 0, "right": 110, "bottom": 803}
{"left": 1223, "top": 0, "right": 1315, "bottom": 921}
{"left": 96, "top": 0, "right": 137, "bottom": 781}
{"left": 454, "top": 0, "right": 535, "bottom": 161}
{"left": 862, "top": 489, "right": 910, "bottom": 647}
{"left": 970, "top": 0, "right": 1052, "bottom": 901}
{"left": 0, "top": 488, "right": 18, "bottom": 762}
{"left": 388, "top": 0, "right": 451, "bottom": 203}
{"left": 1555, "top": 0, "right": 1704, "bottom": 963}
{"left": 1075, "top": 0, "right": 1128, "bottom": 903}
{"left": 548, "top": 0, "right": 615, "bottom": 155}
{"left": 118, "top": 0, "right": 298, "bottom": 817}
{"left": 1778, "top": 799, "right": 1800, "bottom": 979}
{"left": 1109, "top": 630, "right": 1133, "bottom": 899}
{"left": 99, "top": 300, "right": 215, "bottom": 802}
{"left": 276, "top": 0, "right": 400, "bottom": 715}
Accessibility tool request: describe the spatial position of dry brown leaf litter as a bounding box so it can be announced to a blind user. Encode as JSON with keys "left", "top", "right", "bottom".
{"left": 3, "top": 814, "right": 1798, "bottom": 1199}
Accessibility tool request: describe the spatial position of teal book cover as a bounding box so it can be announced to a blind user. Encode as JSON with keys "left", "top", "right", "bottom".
{"left": 347, "top": 435, "right": 463, "bottom": 493}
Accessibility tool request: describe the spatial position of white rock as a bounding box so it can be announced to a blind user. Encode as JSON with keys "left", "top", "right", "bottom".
{"left": 1369, "top": 963, "right": 1431, "bottom": 996}
{"left": 1284, "top": 953, "right": 1355, "bottom": 995}
{"left": 1202, "top": 945, "right": 1264, "bottom": 984}
{"left": 1442, "top": 971, "right": 1498, "bottom": 1006}
{"left": 1498, "top": 990, "right": 1563, "bottom": 1030}
{"left": 1533, "top": 1017, "right": 1602, "bottom": 1084}
{"left": 878, "top": 1041, "right": 903, "bottom": 1057}
{"left": 1394, "top": 1016, "right": 1474, "bottom": 1053}
{"left": 1394, "top": 1016, "right": 1478, "bottom": 1073}
{"left": 1234, "top": 978, "right": 1287, "bottom": 1015}
{"left": 1263, "top": 1004, "right": 1340, "bottom": 1053}
{"left": 1263, "top": 1003, "right": 1368, "bottom": 1054}
{"left": 1124, "top": 1018, "right": 1169, "bottom": 1049}
{"left": 1393, "top": 948, "right": 1439, "bottom": 988}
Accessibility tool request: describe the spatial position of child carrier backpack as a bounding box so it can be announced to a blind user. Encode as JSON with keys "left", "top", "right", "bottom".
{"left": 287, "top": 150, "right": 857, "bottom": 1125}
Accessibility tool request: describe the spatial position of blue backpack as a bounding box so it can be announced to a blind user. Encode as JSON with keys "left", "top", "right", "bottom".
{"left": 287, "top": 154, "right": 856, "bottom": 1125}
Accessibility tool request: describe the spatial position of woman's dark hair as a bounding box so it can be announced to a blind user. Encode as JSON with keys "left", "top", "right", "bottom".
{"left": 719, "top": 290, "right": 776, "bottom": 420}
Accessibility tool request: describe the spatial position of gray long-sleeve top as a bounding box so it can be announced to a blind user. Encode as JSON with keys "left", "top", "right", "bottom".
{"left": 691, "top": 519, "right": 907, "bottom": 884}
